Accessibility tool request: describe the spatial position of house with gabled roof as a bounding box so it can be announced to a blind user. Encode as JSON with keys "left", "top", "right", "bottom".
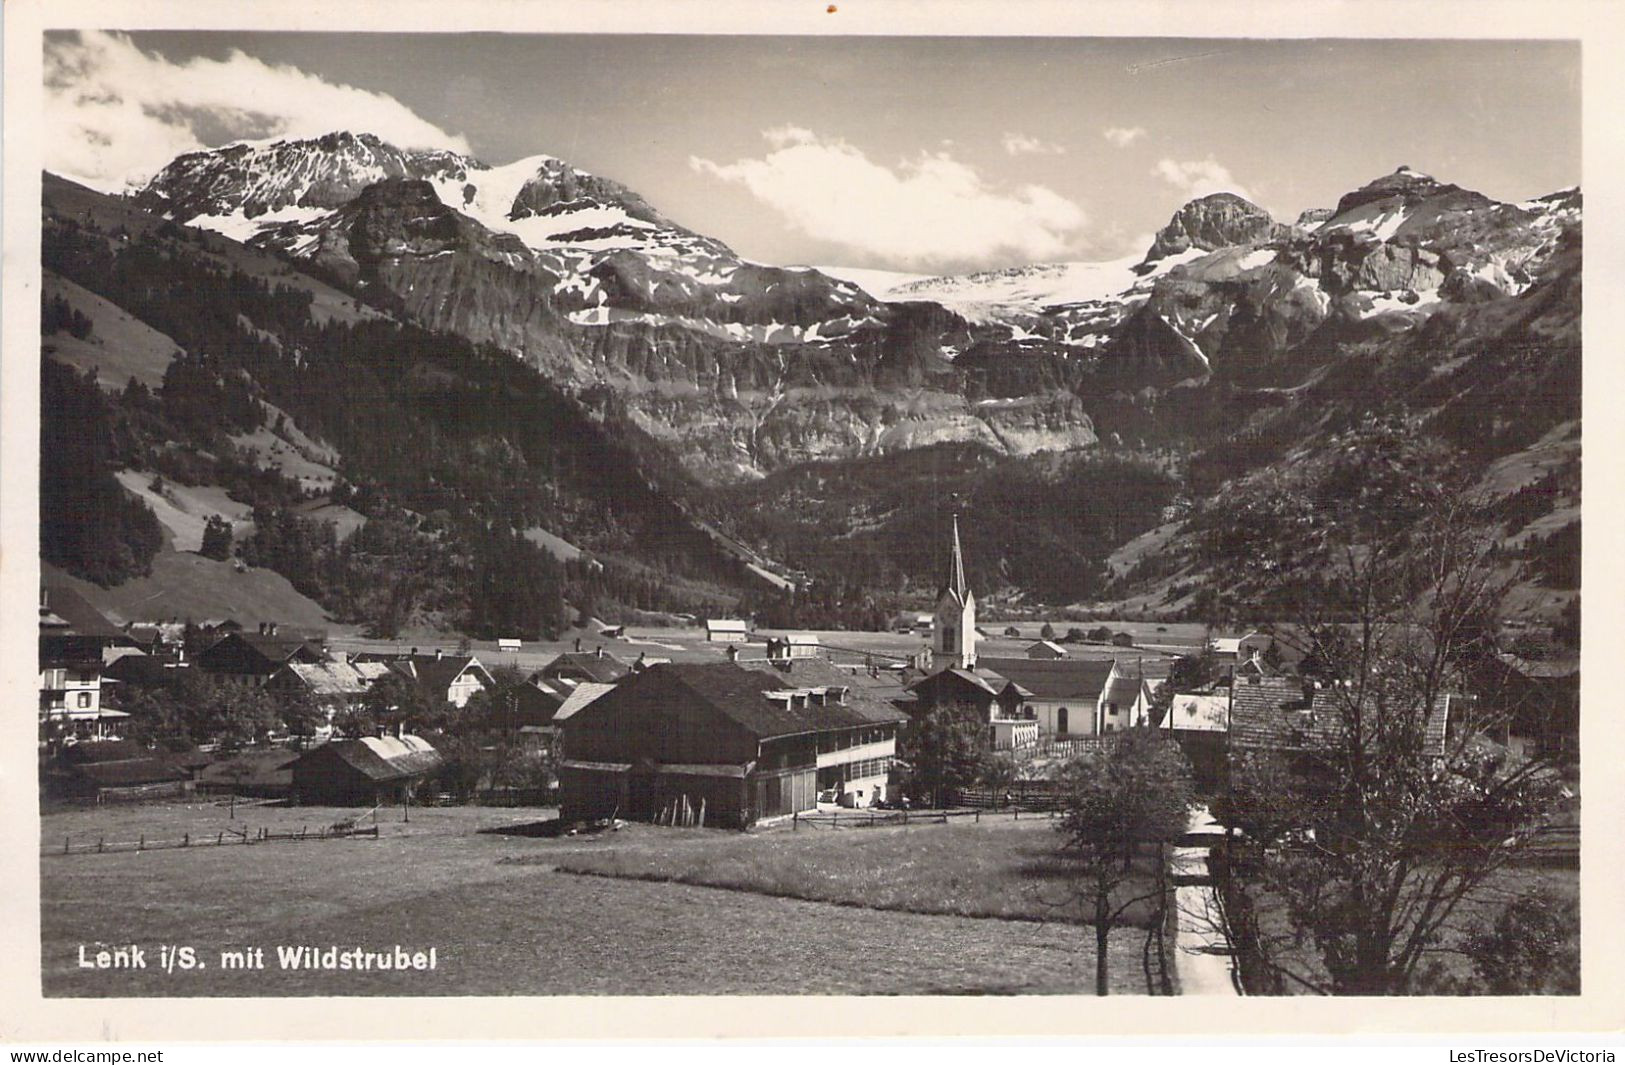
{"left": 537, "top": 649, "right": 632, "bottom": 687}
{"left": 386, "top": 651, "right": 494, "bottom": 709}
{"left": 558, "top": 661, "right": 900, "bottom": 826}
{"left": 745, "top": 656, "right": 908, "bottom": 807}
{"left": 197, "top": 630, "right": 324, "bottom": 687}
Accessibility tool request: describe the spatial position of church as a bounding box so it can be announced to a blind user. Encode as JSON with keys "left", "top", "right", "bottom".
{"left": 905, "top": 516, "right": 1154, "bottom": 748}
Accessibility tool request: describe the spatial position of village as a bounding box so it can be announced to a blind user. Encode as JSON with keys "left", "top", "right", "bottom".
{"left": 37, "top": 517, "right": 1579, "bottom": 997}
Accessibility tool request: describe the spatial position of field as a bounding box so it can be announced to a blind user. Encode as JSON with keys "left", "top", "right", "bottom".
{"left": 552, "top": 816, "right": 1164, "bottom": 930}
{"left": 41, "top": 801, "right": 1161, "bottom": 997}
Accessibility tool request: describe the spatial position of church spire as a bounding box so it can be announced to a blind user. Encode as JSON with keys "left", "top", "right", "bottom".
{"left": 948, "top": 512, "right": 968, "bottom": 603}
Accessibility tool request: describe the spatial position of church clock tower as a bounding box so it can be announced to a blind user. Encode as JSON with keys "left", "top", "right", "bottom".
{"left": 933, "top": 514, "right": 977, "bottom": 670}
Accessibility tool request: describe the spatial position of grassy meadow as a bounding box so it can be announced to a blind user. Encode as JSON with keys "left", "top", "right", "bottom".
{"left": 40, "top": 800, "right": 1163, "bottom": 996}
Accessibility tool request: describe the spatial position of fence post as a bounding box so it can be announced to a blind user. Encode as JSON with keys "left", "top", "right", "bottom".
{"left": 975, "top": 809, "right": 980, "bottom": 823}
{"left": 98, "top": 837, "right": 104, "bottom": 853}
{"left": 138, "top": 834, "right": 144, "bottom": 852}
{"left": 793, "top": 811, "right": 798, "bottom": 831}
{"left": 64, "top": 836, "right": 70, "bottom": 855}
{"left": 217, "top": 832, "right": 223, "bottom": 846}
{"left": 183, "top": 833, "right": 189, "bottom": 848}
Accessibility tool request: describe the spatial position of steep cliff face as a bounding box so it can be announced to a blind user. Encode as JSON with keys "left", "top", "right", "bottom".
{"left": 129, "top": 139, "right": 1580, "bottom": 485}
{"left": 1140, "top": 192, "right": 1292, "bottom": 270}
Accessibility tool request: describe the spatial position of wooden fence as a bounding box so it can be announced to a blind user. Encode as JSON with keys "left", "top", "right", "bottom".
{"left": 45, "top": 821, "right": 380, "bottom": 857}
{"left": 791, "top": 807, "right": 1056, "bottom": 830}
{"left": 947, "top": 780, "right": 1066, "bottom": 811}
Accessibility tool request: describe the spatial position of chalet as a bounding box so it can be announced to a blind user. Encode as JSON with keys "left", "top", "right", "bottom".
{"left": 705, "top": 618, "right": 750, "bottom": 643}
{"left": 1026, "top": 640, "right": 1069, "bottom": 660}
{"left": 558, "top": 662, "right": 898, "bottom": 827}
{"left": 386, "top": 652, "right": 494, "bottom": 708}
{"left": 537, "top": 649, "right": 632, "bottom": 687}
{"left": 746, "top": 657, "right": 908, "bottom": 807}
{"left": 39, "top": 635, "right": 114, "bottom": 743}
{"left": 197, "top": 629, "right": 324, "bottom": 687}
{"left": 290, "top": 735, "right": 444, "bottom": 805}
{"left": 38, "top": 584, "right": 135, "bottom": 744}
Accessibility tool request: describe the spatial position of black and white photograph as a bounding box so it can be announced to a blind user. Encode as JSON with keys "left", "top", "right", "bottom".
{"left": 4, "top": 0, "right": 1616, "bottom": 1042}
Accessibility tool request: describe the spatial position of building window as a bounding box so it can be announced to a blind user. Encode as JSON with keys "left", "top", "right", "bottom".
{"left": 77, "top": 692, "right": 92, "bottom": 708}
{"left": 942, "top": 629, "right": 956, "bottom": 653}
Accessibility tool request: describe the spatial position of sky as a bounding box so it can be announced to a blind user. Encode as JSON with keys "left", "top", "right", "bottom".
{"left": 43, "top": 31, "right": 1581, "bottom": 275}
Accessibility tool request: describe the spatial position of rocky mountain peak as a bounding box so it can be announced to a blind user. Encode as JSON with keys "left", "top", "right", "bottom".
{"left": 1140, "top": 192, "right": 1287, "bottom": 270}
{"left": 135, "top": 130, "right": 478, "bottom": 224}
{"left": 1329, "top": 165, "right": 1491, "bottom": 221}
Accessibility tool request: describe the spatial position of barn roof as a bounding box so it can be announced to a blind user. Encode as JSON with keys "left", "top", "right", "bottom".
{"left": 55, "top": 740, "right": 186, "bottom": 787}
{"left": 296, "top": 735, "right": 443, "bottom": 782}
{"left": 705, "top": 618, "right": 749, "bottom": 633}
{"left": 552, "top": 681, "right": 616, "bottom": 723}
{"left": 278, "top": 660, "right": 378, "bottom": 697}
{"left": 976, "top": 658, "right": 1115, "bottom": 702}
{"left": 1029, "top": 640, "right": 1069, "bottom": 657}
{"left": 743, "top": 658, "right": 908, "bottom": 725}
{"left": 584, "top": 662, "right": 874, "bottom": 740}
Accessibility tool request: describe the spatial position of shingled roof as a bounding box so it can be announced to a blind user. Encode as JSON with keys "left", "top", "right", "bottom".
{"left": 591, "top": 662, "right": 876, "bottom": 740}
{"left": 294, "top": 735, "right": 443, "bottom": 782}
{"left": 1229, "top": 675, "right": 1452, "bottom": 757}
{"left": 743, "top": 658, "right": 909, "bottom": 725}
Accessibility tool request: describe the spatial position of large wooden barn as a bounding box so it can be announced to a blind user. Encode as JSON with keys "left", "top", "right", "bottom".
{"left": 290, "top": 735, "right": 444, "bottom": 804}
{"left": 558, "top": 662, "right": 898, "bottom": 828}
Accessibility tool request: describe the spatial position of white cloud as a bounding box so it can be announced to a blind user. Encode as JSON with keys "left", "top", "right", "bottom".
{"left": 1001, "top": 132, "right": 1066, "bottom": 157}
{"left": 1102, "top": 126, "right": 1147, "bottom": 148}
{"left": 1151, "top": 157, "right": 1252, "bottom": 202}
{"left": 691, "top": 129, "right": 1087, "bottom": 270}
{"left": 45, "top": 31, "right": 470, "bottom": 192}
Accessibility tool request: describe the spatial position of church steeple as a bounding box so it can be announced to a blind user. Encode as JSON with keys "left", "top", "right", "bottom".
{"left": 933, "top": 513, "right": 977, "bottom": 670}
{"left": 947, "top": 513, "right": 968, "bottom": 604}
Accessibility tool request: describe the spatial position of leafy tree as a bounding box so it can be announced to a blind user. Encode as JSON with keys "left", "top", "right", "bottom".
{"left": 200, "top": 514, "right": 234, "bottom": 560}
{"left": 1461, "top": 895, "right": 1580, "bottom": 995}
{"left": 979, "top": 752, "right": 1021, "bottom": 806}
{"left": 275, "top": 687, "right": 327, "bottom": 750}
{"left": 1039, "top": 622, "right": 1056, "bottom": 640}
{"left": 1210, "top": 418, "right": 1570, "bottom": 995}
{"left": 1054, "top": 728, "right": 1194, "bottom": 995}
{"left": 897, "top": 701, "right": 990, "bottom": 808}
{"left": 212, "top": 684, "right": 282, "bottom": 754}
{"left": 361, "top": 672, "right": 447, "bottom": 734}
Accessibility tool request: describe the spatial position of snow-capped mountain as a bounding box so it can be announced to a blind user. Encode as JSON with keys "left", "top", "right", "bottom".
{"left": 124, "top": 138, "right": 1580, "bottom": 476}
